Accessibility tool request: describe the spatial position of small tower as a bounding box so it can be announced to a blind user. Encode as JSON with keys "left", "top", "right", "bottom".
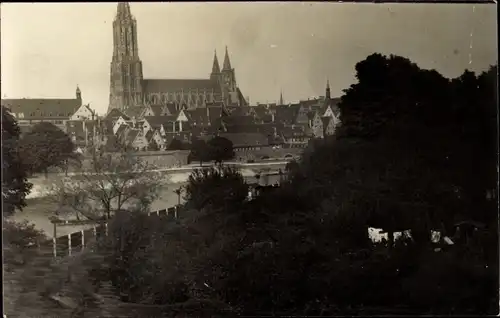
{"left": 76, "top": 85, "right": 82, "bottom": 106}
{"left": 279, "top": 89, "right": 284, "bottom": 105}
{"left": 76, "top": 85, "right": 81, "bottom": 100}
{"left": 210, "top": 49, "right": 221, "bottom": 82}
{"left": 325, "top": 79, "right": 331, "bottom": 100}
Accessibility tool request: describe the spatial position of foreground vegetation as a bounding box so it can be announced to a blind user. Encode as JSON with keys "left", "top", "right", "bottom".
{"left": 2, "top": 53, "right": 498, "bottom": 316}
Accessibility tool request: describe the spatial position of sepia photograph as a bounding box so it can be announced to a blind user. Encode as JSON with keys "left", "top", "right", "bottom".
{"left": 1, "top": 2, "right": 498, "bottom": 316}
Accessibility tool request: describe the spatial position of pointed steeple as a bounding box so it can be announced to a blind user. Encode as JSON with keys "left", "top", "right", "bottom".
{"left": 279, "top": 89, "right": 284, "bottom": 105}
{"left": 116, "top": 2, "right": 132, "bottom": 20}
{"left": 211, "top": 50, "right": 220, "bottom": 74}
{"left": 325, "top": 78, "right": 331, "bottom": 100}
{"left": 222, "top": 46, "right": 232, "bottom": 70}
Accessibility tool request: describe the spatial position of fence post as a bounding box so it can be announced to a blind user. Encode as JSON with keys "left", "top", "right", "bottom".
{"left": 174, "top": 206, "right": 178, "bottom": 219}
{"left": 68, "top": 234, "right": 72, "bottom": 256}
{"left": 157, "top": 210, "right": 160, "bottom": 216}
{"left": 53, "top": 237, "right": 57, "bottom": 259}
{"left": 81, "top": 230, "right": 85, "bottom": 250}
{"left": 105, "top": 223, "right": 108, "bottom": 236}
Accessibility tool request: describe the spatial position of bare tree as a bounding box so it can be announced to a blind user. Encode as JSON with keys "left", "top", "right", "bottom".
{"left": 49, "top": 142, "right": 166, "bottom": 220}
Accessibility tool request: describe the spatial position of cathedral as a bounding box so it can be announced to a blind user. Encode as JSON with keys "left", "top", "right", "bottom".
{"left": 108, "top": 2, "right": 247, "bottom": 113}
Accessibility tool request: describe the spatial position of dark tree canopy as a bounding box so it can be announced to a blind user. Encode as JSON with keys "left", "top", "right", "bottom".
{"left": 25, "top": 55, "right": 498, "bottom": 317}
{"left": 183, "top": 166, "right": 248, "bottom": 211}
{"left": 167, "top": 138, "right": 185, "bottom": 151}
{"left": 1, "top": 106, "right": 32, "bottom": 216}
{"left": 207, "top": 136, "right": 235, "bottom": 164}
{"left": 188, "top": 138, "right": 211, "bottom": 166}
{"left": 19, "top": 122, "right": 76, "bottom": 175}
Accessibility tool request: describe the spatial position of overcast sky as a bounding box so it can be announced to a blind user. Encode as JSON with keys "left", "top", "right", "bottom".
{"left": 1, "top": 3, "right": 497, "bottom": 114}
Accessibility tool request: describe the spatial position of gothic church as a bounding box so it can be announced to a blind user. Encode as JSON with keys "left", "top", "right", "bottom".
{"left": 108, "top": 3, "right": 247, "bottom": 113}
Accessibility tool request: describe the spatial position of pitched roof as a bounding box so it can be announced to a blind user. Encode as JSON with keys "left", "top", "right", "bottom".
{"left": 105, "top": 108, "right": 128, "bottom": 121}
{"left": 115, "top": 124, "right": 130, "bottom": 138}
{"left": 123, "top": 106, "right": 144, "bottom": 119}
{"left": 279, "top": 126, "right": 306, "bottom": 139}
{"left": 142, "top": 79, "right": 221, "bottom": 94}
{"left": 321, "top": 116, "right": 332, "bottom": 128}
{"left": 145, "top": 129, "right": 154, "bottom": 142}
{"left": 143, "top": 116, "right": 176, "bottom": 129}
{"left": 218, "top": 132, "right": 269, "bottom": 148}
{"left": 148, "top": 105, "right": 163, "bottom": 117}
{"left": 223, "top": 115, "right": 256, "bottom": 126}
{"left": 162, "top": 103, "right": 179, "bottom": 116}
{"left": 185, "top": 107, "right": 224, "bottom": 127}
{"left": 1, "top": 98, "right": 81, "bottom": 120}
{"left": 274, "top": 106, "right": 298, "bottom": 125}
{"left": 125, "top": 129, "right": 140, "bottom": 144}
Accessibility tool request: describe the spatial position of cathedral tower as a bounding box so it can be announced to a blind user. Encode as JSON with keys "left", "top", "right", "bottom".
{"left": 108, "top": 2, "right": 144, "bottom": 112}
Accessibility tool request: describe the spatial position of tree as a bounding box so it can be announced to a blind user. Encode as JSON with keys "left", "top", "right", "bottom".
{"left": 207, "top": 136, "right": 234, "bottom": 165}
{"left": 1, "top": 106, "right": 33, "bottom": 216}
{"left": 167, "top": 138, "right": 185, "bottom": 150}
{"left": 49, "top": 143, "right": 165, "bottom": 220}
{"left": 3, "top": 219, "right": 47, "bottom": 269}
{"left": 19, "top": 122, "right": 76, "bottom": 177}
{"left": 189, "top": 138, "right": 211, "bottom": 167}
{"left": 184, "top": 166, "right": 248, "bottom": 212}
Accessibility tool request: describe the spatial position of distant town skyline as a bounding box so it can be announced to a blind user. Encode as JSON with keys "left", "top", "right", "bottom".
{"left": 1, "top": 2, "right": 497, "bottom": 114}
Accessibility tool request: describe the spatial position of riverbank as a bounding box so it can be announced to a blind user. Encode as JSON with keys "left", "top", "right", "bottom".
{"left": 26, "top": 161, "right": 288, "bottom": 199}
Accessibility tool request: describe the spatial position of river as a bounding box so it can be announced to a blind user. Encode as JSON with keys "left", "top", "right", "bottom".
{"left": 11, "top": 173, "right": 283, "bottom": 238}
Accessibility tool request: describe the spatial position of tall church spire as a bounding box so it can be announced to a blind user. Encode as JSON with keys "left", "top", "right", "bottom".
{"left": 116, "top": 2, "right": 132, "bottom": 20}
{"left": 212, "top": 50, "right": 220, "bottom": 74}
{"left": 279, "top": 89, "right": 284, "bottom": 105}
{"left": 325, "top": 79, "right": 331, "bottom": 100}
{"left": 222, "top": 46, "right": 232, "bottom": 70}
{"left": 109, "top": 1, "right": 143, "bottom": 111}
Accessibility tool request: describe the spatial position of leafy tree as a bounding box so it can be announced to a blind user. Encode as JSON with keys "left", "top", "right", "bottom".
{"left": 189, "top": 138, "right": 211, "bottom": 167}
{"left": 184, "top": 166, "right": 248, "bottom": 211}
{"left": 207, "top": 136, "right": 235, "bottom": 165}
{"left": 1, "top": 106, "right": 33, "bottom": 216}
{"left": 3, "top": 219, "right": 47, "bottom": 269}
{"left": 49, "top": 143, "right": 164, "bottom": 220}
{"left": 19, "top": 122, "right": 76, "bottom": 177}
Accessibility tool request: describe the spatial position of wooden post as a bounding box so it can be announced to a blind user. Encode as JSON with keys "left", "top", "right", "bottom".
{"left": 68, "top": 234, "right": 72, "bottom": 256}
{"left": 157, "top": 210, "right": 160, "bottom": 216}
{"left": 93, "top": 226, "right": 97, "bottom": 237}
{"left": 53, "top": 222, "right": 57, "bottom": 243}
{"left": 105, "top": 223, "right": 108, "bottom": 236}
{"left": 81, "top": 230, "right": 85, "bottom": 249}
{"left": 52, "top": 237, "right": 57, "bottom": 258}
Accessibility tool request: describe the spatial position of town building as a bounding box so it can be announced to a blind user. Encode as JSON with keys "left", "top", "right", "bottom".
{"left": 1, "top": 86, "right": 84, "bottom": 133}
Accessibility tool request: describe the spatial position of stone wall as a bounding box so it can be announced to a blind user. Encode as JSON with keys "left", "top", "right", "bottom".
{"left": 233, "top": 146, "right": 304, "bottom": 162}
{"left": 74, "top": 150, "right": 190, "bottom": 171}
{"left": 131, "top": 150, "right": 190, "bottom": 169}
